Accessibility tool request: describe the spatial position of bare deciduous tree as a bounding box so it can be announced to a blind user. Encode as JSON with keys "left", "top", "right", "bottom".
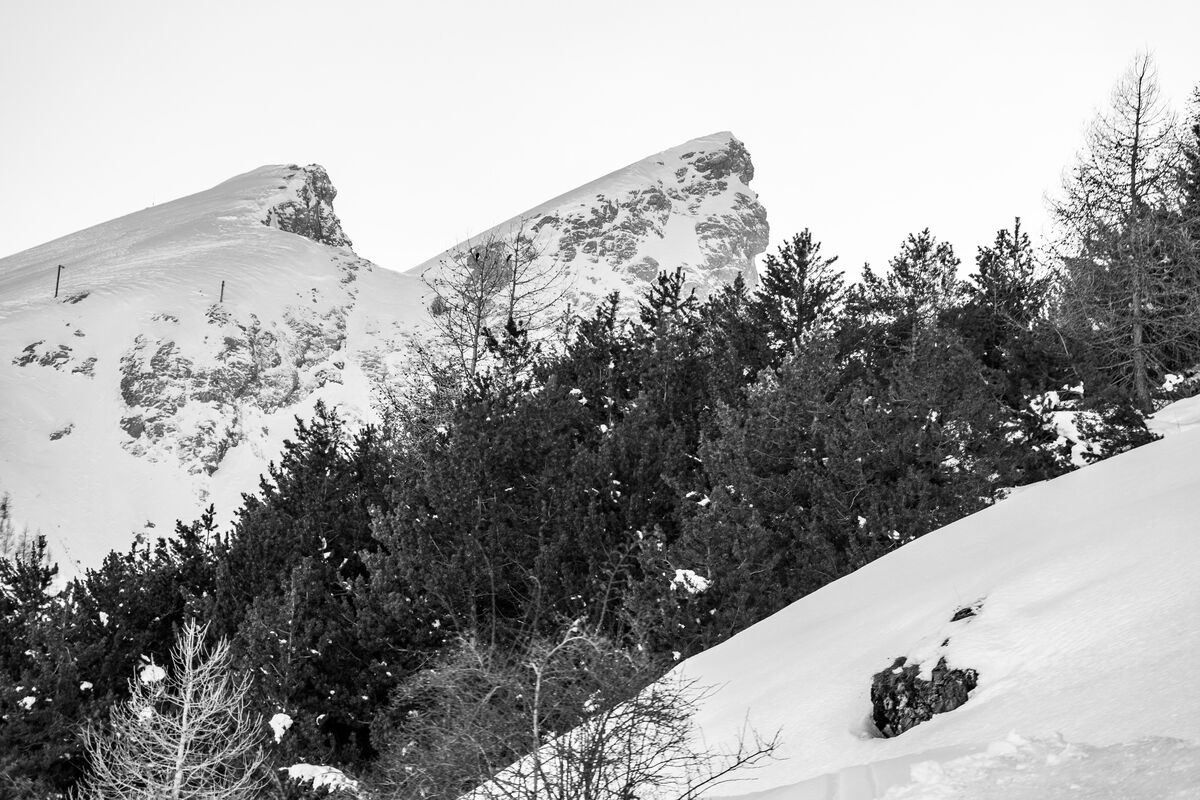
{"left": 372, "top": 627, "right": 777, "bottom": 800}
{"left": 421, "top": 218, "right": 570, "bottom": 380}
{"left": 1051, "top": 52, "right": 1200, "bottom": 412}
{"left": 493, "top": 631, "right": 778, "bottom": 800}
{"left": 75, "top": 621, "right": 267, "bottom": 800}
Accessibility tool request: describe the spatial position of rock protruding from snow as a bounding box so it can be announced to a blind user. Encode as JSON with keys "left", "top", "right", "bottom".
{"left": 263, "top": 164, "right": 353, "bottom": 249}
{"left": 871, "top": 656, "right": 979, "bottom": 738}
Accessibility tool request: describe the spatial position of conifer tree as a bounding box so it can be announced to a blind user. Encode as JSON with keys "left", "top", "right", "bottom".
{"left": 750, "top": 230, "right": 844, "bottom": 360}
{"left": 956, "top": 219, "right": 1065, "bottom": 406}
{"left": 860, "top": 228, "right": 964, "bottom": 328}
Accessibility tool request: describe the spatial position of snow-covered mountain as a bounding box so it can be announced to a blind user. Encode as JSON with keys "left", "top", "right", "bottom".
{"left": 0, "top": 164, "right": 425, "bottom": 571}
{"left": 661, "top": 396, "right": 1200, "bottom": 799}
{"left": 0, "top": 134, "right": 767, "bottom": 573}
{"left": 410, "top": 132, "right": 768, "bottom": 302}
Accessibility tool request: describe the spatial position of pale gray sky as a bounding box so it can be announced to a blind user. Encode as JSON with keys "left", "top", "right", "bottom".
{"left": 2, "top": 0, "right": 1197, "bottom": 279}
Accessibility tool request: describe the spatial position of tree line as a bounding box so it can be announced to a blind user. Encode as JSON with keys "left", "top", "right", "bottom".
{"left": 1, "top": 53, "right": 1198, "bottom": 799}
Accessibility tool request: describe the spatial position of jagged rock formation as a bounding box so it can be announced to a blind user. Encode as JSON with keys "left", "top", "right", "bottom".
{"left": 263, "top": 164, "right": 353, "bottom": 248}
{"left": 413, "top": 132, "right": 769, "bottom": 306}
{"left": 870, "top": 655, "right": 979, "bottom": 737}
{"left": 869, "top": 602, "right": 985, "bottom": 737}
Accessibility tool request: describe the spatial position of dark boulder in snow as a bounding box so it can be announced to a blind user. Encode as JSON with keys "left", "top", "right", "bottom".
{"left": 263, "top": 164, "right": 353, "bottom": 248}
{"left": 870, "top": 656, "right": 978, "bottom": 737}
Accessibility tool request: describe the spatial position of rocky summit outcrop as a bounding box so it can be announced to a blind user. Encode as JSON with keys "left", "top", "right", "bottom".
{"left": 413, "top": 132, "right": 769, "bottom": 306}
{"left": 263, "top": 164, "right": 353, "bottom": 248}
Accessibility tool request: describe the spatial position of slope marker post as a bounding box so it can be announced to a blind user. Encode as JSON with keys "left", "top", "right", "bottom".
{"left": 54, "top": 264, "right": 64, "bottom": 298}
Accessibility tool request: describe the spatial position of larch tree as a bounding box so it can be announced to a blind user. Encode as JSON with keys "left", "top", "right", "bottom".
{"left": 421, "top": 218, "right": 569, "bottom": 381}
{"left": 1051, "top": 52, "right": 1198, "bottom": 412}
{"left": 75, "top": 621, "right": 267, "bottom": 800}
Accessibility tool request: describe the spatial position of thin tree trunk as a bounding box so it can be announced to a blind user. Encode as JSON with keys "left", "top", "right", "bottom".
{"left": 1131, "top": 268, "right": 1152, "bottom": 413}
{"left": 171, "top": 631, "right": 196, "bottom": 800}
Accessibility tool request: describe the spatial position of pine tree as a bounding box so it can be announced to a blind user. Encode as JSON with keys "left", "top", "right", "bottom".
{"left": 750, "top": 230, "right": 844, "bottom": 361}
{"left": 211, "top": 404, "right": 392, "bottom": 635}
{"left": 860, "top": 228, "right": 964, "bottom": 328}
{"left": 956, "top": 219, "right": 1065, "bottom": 406}
{"left": 845, "top": 229, "right": 966, "bottom": 383}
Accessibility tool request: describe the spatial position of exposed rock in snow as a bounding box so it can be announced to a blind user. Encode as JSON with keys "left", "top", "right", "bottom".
{"left": 413, "top": 132, "right": 769, "bottom": 308}
{"left": 263, "top": 164, "right": 352, "bottom": 248}
{"left": 871, "top": 656, "right": 979, "bottom": 738}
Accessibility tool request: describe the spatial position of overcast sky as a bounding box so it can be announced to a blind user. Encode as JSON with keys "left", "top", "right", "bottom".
{"left": 3, "top": 1, "right": 1198, "bottom": 280}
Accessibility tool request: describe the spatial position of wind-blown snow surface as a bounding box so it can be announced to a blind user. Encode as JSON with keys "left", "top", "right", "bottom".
{"left": 0, "top": 165, "right": 425, "bottom": 571}
{"left": 672, "top": 395, "right": 1200, "bottom": 799}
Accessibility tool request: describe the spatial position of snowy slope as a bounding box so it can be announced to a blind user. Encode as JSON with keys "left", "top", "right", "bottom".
{"left": 0, "top": 165, "right": 426, "bottom": 572}
{"left": 666, "top": 394, "right": 1200, "bottom": 799}
{"left": 410, "top": 132, "right": 769, "bottom": 304}
{"left": 1, "top": 135, "right": 768, "bottom": 574}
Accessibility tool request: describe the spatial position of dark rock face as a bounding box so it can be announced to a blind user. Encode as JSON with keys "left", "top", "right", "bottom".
{"left": 12, "top": 340, "right": 93, "bottom": 374}
{"left": 691, "top": 137, "right": 754, "bottom": 184}
{"left": 263, "top": 164, "right": 353, "bottom": 249}
{"left": 553, "top": 136, "right": 767, "bottom": 294}
{"left": 117, "top": 298, "right": 352, "bottom": 475}
{"left": 870, "top": 656, "right": 979, "bottom": 737}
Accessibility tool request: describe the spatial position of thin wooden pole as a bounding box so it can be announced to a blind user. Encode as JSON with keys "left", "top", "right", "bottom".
{"left": 54, "top": 264, "right": 64, "bottom": 298}
{"left": 220, "top": 280, "right": 225, "bottom": 303}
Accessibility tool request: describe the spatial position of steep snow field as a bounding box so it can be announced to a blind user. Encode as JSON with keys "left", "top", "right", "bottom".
{"left": 0, "top": 166, "right": 425, "bottom": 571}
{"left": 671, "top": 395, "right": 1200, "bottom": 799}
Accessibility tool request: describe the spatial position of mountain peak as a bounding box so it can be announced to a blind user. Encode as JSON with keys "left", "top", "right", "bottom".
{"left": 413, "top": 131, "right": 768, "bottom": 301}
{"left": 261, "top": 164, "right": 353, "bottom": 249}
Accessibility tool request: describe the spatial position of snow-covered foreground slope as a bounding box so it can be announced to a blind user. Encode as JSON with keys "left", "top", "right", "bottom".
{"left": 410, "top": 132, "right": 768, "bottom": 303}
{"left": 672, "top": 395, "right": 1200, "bottom": 799}
{"left": 0, "top": 165, "right": 425, "bottom": 571}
